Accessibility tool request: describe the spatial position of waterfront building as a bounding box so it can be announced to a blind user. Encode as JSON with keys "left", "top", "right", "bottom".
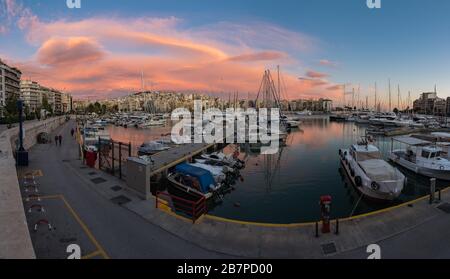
{"left": 0, "top": 59, "right": 22, "bottom": 117}
{"left": 413, "top": 91, "right": 445, "bottom": 115}
{"left": 61, "top": 92, "right": 73, "bottom": 114}
{"left": 20, "top": 80, "right": 42, "bottom": 113}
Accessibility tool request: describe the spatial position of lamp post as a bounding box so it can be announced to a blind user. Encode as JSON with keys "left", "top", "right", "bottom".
{"left": 16, "top": 99, "right": 28, "bottom": 166}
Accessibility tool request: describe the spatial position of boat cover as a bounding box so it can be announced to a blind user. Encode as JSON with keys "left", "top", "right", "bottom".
{"left": 175, "top": 163, "right": 215, "bottom": 193}
{"left": 359, "top": 159, "right": 399, "bottom": 181}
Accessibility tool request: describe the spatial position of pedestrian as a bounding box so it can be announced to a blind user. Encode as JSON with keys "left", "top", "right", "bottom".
{"left": 71, "top": 128, "right": 75, "bottom": 137}
{"left": 59, "top": 135, "right": 62, "bottom": 146}
{"left": 55, "top": 135, "right": 58, "bottom": 146}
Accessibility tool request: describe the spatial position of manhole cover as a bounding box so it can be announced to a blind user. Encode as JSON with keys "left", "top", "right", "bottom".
{"left": 321, "top": 242, "right": 337, "bottom": 255}
{"left": 437, "top": 203, "right": 450, "bottom": 214}
{"left": 110, "top": 195, "right": 131, "bottom": 205}
{"left": 111, "top": 185, "right": 122, "bottom": 192}
{"left": 88, "top": 172, "right": 97, "bottom": 176}
{"left": 91, "top": 177, "right": 107, "bottom": 184}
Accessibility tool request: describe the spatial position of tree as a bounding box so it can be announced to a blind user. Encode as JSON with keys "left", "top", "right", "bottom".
{"left": 42, "top": 96, "right": 53, "bottom": 116}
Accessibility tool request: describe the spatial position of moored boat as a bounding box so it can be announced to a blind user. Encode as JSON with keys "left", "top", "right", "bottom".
{"left": 339, "top": 138, "right": 406, "bottom": 201}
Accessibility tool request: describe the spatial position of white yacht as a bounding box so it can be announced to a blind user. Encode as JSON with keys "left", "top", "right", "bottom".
{"left": 389, "top": 136, "right": 450, "bottom": 180}
{"left": 339, "top": 139, "right": 406, "bottom": 201}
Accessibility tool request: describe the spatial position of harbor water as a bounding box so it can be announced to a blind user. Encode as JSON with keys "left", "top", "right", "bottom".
{"left": 106, "top": 116, "right": 446, "bottom": 224}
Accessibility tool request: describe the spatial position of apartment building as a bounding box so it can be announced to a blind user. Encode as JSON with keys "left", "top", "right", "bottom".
{"left": 0, "top": 59, "right": 22, "bottom": 117}
{"left": 20, "top": 80, "right": 42, "bottom": 113}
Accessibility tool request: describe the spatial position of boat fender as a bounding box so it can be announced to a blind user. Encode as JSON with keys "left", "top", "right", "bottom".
{"left": 404, "top": 177, "right": 408, "bottom": 187}
{"left": 371, "top": 182, "right": 380, "bottom": 191}
{"left": 355, "top": 176, "right": 363, "bottom": 187}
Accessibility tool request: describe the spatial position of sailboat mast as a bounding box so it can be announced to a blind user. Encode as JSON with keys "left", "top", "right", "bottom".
{"left": 374, "top": 82, "right": 377, "bottom": 112}
{"left": 388, "top": 78, "right": 392, "bottom": 112}
{"left": 397, "top": 84, "right": 401, "bottom": 110}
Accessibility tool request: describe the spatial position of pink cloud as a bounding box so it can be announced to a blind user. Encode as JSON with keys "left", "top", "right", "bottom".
{"left": 4, "top": 0, "right": 342, "bottom": 101}
{"left": 36, "top": 37, "right": 106, "bottom": 66}
{"left": 305, "top": 70, "right": 329, "bottom": 79}
{"left": 319, "top": 59, "right": 338, "bottom": 67}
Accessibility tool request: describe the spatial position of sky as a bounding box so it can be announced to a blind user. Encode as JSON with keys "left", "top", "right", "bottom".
{"left": 1, "top": 0, "right": 450, "bottom": 107}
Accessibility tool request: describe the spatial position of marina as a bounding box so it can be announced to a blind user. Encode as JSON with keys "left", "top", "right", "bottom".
{"left": 77, "top": 115, "right": 449, "bottom": 224}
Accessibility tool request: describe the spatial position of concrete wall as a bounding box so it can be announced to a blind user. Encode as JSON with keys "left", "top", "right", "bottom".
{"left": 0, "top": 116, "right": 65, "bottom": 259}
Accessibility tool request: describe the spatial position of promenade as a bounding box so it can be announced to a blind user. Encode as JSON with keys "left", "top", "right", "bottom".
{"left": 9, "top": 119, "right": 450, "bottom": 259}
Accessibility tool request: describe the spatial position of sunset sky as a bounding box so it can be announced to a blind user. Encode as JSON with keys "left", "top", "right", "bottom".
{"left": 1, "top": 0, "right": 450, "bottom": 107}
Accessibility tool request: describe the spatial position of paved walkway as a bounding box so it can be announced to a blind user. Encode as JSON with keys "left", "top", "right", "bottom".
{"left": 20, "top": 120, "right": 450, "bottom": 259}
{"left": 19, "top": 120, "right": 230, "bottom": 259}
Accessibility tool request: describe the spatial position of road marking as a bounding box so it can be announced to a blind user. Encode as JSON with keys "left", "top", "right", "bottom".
{"left": 59, "top": 195, "right": 110, "bottom": 259}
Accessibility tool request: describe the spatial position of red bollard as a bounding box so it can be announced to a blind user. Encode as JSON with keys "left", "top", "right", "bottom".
{"left": 320, "top": 195, "right": 332, "bottom": 234}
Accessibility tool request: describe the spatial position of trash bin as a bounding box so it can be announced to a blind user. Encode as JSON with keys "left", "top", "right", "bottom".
{"left": 85, "top": 151, "right": 97, "bottom": 168}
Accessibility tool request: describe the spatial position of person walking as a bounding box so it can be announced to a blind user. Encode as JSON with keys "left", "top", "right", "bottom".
{"left": 71, "top": 128, "right": 75, "bottom": 138}
{"left": 55, "top": 135, "right": 58, "bottom": 146}
{"left": 59, "top": 135, "right": 62, "bottom": 146}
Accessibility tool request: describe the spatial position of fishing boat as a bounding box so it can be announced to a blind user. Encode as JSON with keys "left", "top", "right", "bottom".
{"left": 339, "top": 138, "right": 406, "bottom": 201}
{"left": 389, "top": 136, "right": 450, "bottom": 180}
{"left": 167, "top": 163, "right": 224, "bottom": 201}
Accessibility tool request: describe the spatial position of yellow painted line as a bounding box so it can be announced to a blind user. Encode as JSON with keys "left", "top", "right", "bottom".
{"left": 202, "top": 186, "right": 450, "bottom": 228}
{"left": 59, "top": 195, "right": 110, "bottom": 259}
{"left": 81, "top": 250, "right": 103, "bottom": 260}
{"left": 204, "top": 214, "right": 317, "bottom": 228}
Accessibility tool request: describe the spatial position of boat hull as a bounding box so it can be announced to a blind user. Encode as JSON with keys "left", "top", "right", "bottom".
{"left": 389, "top": 151, "right": 450, "bottom": 181}
{"left": 340, "top": 149, "right": 402, "bottom": 201}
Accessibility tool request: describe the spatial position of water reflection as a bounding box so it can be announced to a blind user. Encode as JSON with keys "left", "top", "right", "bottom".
{"left": 107, "top": 117, "right": 446, "bottom": 224}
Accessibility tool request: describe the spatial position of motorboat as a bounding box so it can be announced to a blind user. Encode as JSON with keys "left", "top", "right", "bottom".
{"left": 389, "top": 136, "right": 450, "bottom": 180}
{"left": 339, "top": 138, "right": 406, "bottom": 201}
{"left": 189, "top": 162, "right": 231, "bottom": 183}
{"left": 200, "top": 152, "right": 245, "bottom": 169}
{"left": 167, "top": 163, "right": 223, "bottom": 201}
{"left": 138, "top": 141, "right": 170, "bottom": 156}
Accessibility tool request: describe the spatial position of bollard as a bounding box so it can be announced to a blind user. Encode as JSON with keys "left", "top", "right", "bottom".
{"left": 315, "top": 222, "right": 319, "bottom": 238}
{"left": 335, "top": 219, "right": 339, "bottom": 235}
{"left": 430, "top": 178, "right": 436, "bottom": 204}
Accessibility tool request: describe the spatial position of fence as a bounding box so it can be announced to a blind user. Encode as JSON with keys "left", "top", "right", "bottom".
{"left": 98, "top": 138, "right": 132, "bottom": 180}
{"left": 156, "top": 191, "right": 207, "bottom": 223}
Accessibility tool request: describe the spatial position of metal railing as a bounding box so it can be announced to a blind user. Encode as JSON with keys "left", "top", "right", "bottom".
{"left": 156, "top": 191, "right": 207, "bottom": 223}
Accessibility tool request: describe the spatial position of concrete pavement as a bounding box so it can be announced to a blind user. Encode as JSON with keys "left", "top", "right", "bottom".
{"left": 17, "top": 119, "right": 450, "bottom": 259}
{"left": 19, "top": 120, "right": 230, "bottom": 259}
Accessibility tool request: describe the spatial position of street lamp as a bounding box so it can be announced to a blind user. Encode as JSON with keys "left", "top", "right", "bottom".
{"left": 16, "top": 99, "right": 28, "bottom": 166}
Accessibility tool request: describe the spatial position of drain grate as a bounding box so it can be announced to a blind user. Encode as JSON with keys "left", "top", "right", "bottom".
{"left": 91, "top": 177, "right": 107, "bottom": 184}
{"left": 88, "top": 172, "right": 97, "bottom": 176}
{"left": 321, "top": 242, "right": 337, "bottom": 255}
{"left": 437, "top": 203, "right": 450, "bottom": 214}
{"left": 110, "top": 195, "right": 131, "bottom": 205}
{"left": 111, "top": 185, "right": 122, "bottom": 192}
